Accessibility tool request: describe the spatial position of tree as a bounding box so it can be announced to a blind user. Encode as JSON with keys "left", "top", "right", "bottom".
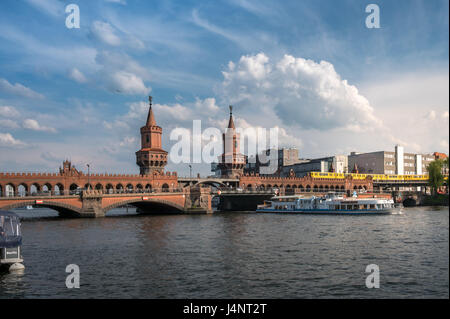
{"left": 427, "top": 160, "right": 444, "bottom": 196}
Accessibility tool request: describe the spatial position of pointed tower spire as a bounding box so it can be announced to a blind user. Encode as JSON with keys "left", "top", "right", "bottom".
{"left": 227, "top": 105, "right": 235, "bottom": 129}
{"left": 352, "top": 163, "right": 359, "bottom": 174}
{"left": 146, "top": 96, "right": 156, "bottom": 126}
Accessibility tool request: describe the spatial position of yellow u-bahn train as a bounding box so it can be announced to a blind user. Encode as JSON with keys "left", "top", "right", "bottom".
{"left": 309, "top": 172, "right": 434, "bottom": 181}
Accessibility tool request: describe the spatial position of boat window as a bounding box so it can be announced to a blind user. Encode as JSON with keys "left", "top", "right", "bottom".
{"left": 0, "top": 216, "right": 19, "bottom": 237}
{"left": 370, "top": 204, "right": 375, "bottom": 209}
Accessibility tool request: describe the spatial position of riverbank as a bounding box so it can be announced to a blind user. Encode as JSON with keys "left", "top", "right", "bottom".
{"left": 421, "top": 194, "right": 449, "bottom": 206}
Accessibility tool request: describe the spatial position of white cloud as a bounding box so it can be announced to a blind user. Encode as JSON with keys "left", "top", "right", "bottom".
{"left": 108, "top": 71, "right": 151, "bottom": 95}
{"left": 25, "top": 0, "right": 64, "bottom": 17}
{"left": 23, "top": 119, "right": 57, "bottom": 133}
{"left": 0, "top": 133, "right": 26, "bottom": 147}
{"left": 221, "top": 53, "right": 383, "bottom": 131}
{"left": 91, "top": 21, "right": 121, "bottom": 46}
{"left": 0, "top": 78, "right": 44, "bottom": 99}
{"left": 0, "top": 119, "right": 20, "bottom": 129}
{"left": 105, "top": 0, "right": 127, "bottom": 4}
{"left": 68, "top": 68, "right": 88, "bottom": 83}
{"left": 0, "top": 106, "right": 20, "bottom": 118}
{"left": 360, "top": 70, "right": 449, "bottom": 154}
{"left": 95, "top": 51, "right": 151, "bottom": 95}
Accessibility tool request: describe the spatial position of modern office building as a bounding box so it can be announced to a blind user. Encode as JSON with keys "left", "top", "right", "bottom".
{"left": 348, "top": 145, "right": 435, "bottom": 175}
{"left": 280, "top": 155, "right": 348, "bottom": 177}
{"left": 244, "top": 148, "right": 303, "bottom": 176}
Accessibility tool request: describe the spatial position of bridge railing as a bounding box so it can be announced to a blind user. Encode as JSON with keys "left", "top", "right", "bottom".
{"left": 0, "top": 187, "right": 187, "bottom": 198}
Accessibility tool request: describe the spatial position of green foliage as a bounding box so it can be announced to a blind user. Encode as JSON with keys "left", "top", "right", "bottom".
{"left": 427, "top": 160, "right": 444, "bottom": 195}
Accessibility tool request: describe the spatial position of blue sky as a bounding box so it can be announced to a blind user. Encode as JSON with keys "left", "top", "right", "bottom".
{"left": 0, "top": 0, "right": 448, "bottom": 176}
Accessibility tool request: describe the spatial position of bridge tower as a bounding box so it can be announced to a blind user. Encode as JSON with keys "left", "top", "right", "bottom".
{"left": 136, "top": 96, "right": 168, "bottom": 175}
{"left": 217, "top": 105, "right": 246, "bottom": 178}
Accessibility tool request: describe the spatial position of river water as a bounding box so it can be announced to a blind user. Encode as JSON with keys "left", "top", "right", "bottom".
{"left": 0, "top": 206, "right": 448, "bottom": 298}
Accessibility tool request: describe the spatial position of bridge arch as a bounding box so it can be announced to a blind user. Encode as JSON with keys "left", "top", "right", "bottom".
{"left": 103, "top": 198, "right": 184, "bottom": 214}
{"left": 0, "top": 200, "right": 82, "bottom": 217}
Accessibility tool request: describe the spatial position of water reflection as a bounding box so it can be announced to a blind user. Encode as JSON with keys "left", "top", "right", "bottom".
{"left": 0, "top": 207, "right": 448, "bottom": 298}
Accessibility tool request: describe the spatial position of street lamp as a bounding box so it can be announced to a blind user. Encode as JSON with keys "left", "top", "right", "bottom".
{"left": 189, "top": 164, "right": 192, "bottom": 179}
{"left": 86, "top": 164, "right": 91, "bottom": 190}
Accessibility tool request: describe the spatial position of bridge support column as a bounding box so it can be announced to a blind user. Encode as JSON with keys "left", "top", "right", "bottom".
{"left": 184, "top": 186, "right": 212, "bottom": 214}
{"left": 80, "top": 190, "right": 105, "bottom": 218}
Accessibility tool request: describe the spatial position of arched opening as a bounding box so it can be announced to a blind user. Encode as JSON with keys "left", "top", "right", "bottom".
{"left": 340, "top": 186, "right": 345, "bottom": 191}
{"left": 324, "top": 185, "right": 329, "bottom": 192}
{"left": 126, "top": 184, "right": 134, "bottom": 193}
{"left": 299, "top": 185, "right": 304, "bottom": 192}
{"left": 330, "top": 185, "right": 335, "bottom": 191}
{"left": 104, "top": 199, "right": 184, "bottom": 216}
{"left": 162, "top": 183, "right": 169, "bottom": 192}
{"left": 116, "top": 184, "right": 124, "bottom": 193}
{"left": 313, "top": 185, "right": 318, "bottom": 192}
{"left": 267, "top": 184, "right": 272, "bottom": 189}
{"left": 106, "top": 184, "right": 114, "bottom": 194}
{"left": 84, "top": 183, "right": 93, "bottom": 190}
{"left": 306, "top": 185, "right": 311, "bottom": 192}
{"left": 5, "top": 184, "right": 16, "bottom": 197}
{"left": 353, "top": 186, "right": 358, "bottom": 190}
{"left": 259, "top": 184, "right": 265, "bottom": 190}
{"left": 145, "top": 184, "right": 152, "bottom": 192}
{"left": 319, "top": 185, "right": 323, "bottom": 192}
{"left": 30, "top": 183, "right": 40, "bottom": 195}
{"left": 136, "top": 184, "right": 143, "bottom": 193}
{"left": 95, "top": 183, "right": 103, "bottom": 190}
{"left": 69, "top": 183, "right": 79, "bottom": 195}
{"left": 18, "top": 184, "right": 28, "bottom": 197}
{"left": 55, "top": 183, "right": 64, "bottom": 195}
{"left": 286, "top": 185, "right": 291, "bottom": 189}
{"left": 247, "top": 184, "right": 252, "bottom": 190}
{"left": 42, "top": 183, "right": 52, "bottom": 194}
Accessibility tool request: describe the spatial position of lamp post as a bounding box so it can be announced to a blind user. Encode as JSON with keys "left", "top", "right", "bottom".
{"left": 86, "top": 164, "right": 91, "bottom": 190}
{"left": 189, "top": 164, "right": 192, "bottom": 179}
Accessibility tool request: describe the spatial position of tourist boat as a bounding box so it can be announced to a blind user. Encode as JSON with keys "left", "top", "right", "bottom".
{"left": 0, "top": 210, "right": 25, "bottom": 272}
{"left": 256, "top": 192, "right": 396, "bottom": 215}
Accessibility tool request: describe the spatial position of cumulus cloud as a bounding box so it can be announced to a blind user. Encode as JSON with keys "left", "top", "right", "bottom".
{"left": 0, "top": 133, "right": 26, "bottom": 147}
{"left": 221, "top": 53, "right": 383, "bottom": 132}
{"left": 23, "top": 119, "right": 57, "bottom": 133}
{"left": 68, "top": 68, "right": 87, "bottom": 83}
{"left": 91, "top": 21, "right": 121, "bottom": 46}
{"left": 0, "top": 106, "right": 20, "bottom": 118}
{"left": 108, "top": 71, "right": 151, "bottom": 95}
{"left": 0, "top": 78, "right": 44, "bottom": 99}
{"left": 95, "top": 51, "right": 151, "bottom": 95}
{"left": 0, "top": 119, "right": 20, "bottom": 129}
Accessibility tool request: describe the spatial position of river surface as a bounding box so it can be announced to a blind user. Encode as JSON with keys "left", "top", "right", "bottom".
{"left": 0, "top": 206, "right": 448, "bottom": 298}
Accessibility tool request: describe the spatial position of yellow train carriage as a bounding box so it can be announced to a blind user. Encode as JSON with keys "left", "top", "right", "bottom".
{"left": 310, "top": 172, "right": 430, "bottom": 181}
{"left": 310, "top": 172, "right": 345, "bottom": 179}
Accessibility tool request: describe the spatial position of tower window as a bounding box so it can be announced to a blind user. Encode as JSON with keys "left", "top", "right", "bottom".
{"left": 146, "top": 135, "right": 149, "bottom": 143}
